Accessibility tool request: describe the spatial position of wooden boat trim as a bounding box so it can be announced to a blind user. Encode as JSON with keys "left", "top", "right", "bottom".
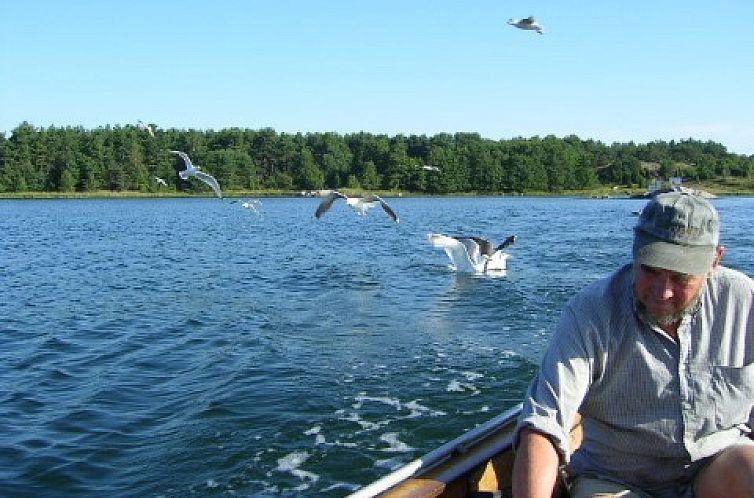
{"left": 348, "top": 403, "right": 523, "bottom": 498}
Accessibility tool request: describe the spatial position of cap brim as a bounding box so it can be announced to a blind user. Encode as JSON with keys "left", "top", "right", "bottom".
{"left": 633, "top": 229, "right": 716, "bottom": 275}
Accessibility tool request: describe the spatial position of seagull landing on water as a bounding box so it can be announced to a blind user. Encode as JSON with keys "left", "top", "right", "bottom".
{"left": 428, "top": 234, "right": 517, "bottom": 273}
{"left": 315, "top": 190, "right": 399, "bottom": 223}
{"left": 170, "top": 150, "right": 223, "bottom": 199}
{"left": 507, "top": 16, "right": 544, "bottom": 34}
{"left": 154, "top": 176, "right": 168, "bottom": 187}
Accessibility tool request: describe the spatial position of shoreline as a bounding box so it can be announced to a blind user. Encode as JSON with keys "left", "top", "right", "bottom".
{"left": 2, "top": 186, "right": 753, "bottom": 200}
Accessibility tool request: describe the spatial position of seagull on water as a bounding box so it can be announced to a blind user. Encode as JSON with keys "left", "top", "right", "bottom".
{"left": 428, "top": 234, "right": 517, "bottom": 273}
{"left": 170, "top": 150, "right": 223, "bottom": 199}
{"left": 507, "top": 16, "right": 544, "bottom": 34}
{"left": 154, "top": 176, "right": 168, "bottom": 187}
{"left": 315, "top": 190, "right": 399, "bottom": 223}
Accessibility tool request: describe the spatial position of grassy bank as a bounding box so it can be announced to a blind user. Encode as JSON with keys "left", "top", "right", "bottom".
{"left": 1, "top": 179, "right": 753, "bottom": 200}
{"left": 0, "top": 189, "right": 297, "bottom": 200}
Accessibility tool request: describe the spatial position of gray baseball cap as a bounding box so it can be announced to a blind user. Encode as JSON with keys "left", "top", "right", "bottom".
{"left": 633, "top": 191, "right": 719, "bottom": 275}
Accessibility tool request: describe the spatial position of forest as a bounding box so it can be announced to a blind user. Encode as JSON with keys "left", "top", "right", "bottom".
{"left": 1, "top": 122, "right": 752, "bottom": 195}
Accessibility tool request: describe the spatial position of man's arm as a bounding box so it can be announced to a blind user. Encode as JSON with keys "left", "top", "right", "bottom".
{"left": 512, "top": 427, "right": 562, "bottom": 498}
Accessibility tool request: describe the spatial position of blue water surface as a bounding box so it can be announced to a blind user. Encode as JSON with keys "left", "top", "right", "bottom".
{"left": 1, "top": 195, "right": 752, "bottom": 497}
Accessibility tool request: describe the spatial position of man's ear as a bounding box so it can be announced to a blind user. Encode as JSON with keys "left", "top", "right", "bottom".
{"left": 713, "top": 246, "right": 725, "bottom": 268}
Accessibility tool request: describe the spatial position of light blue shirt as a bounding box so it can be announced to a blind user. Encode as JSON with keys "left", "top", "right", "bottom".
{"left": 517, "top": 264, "right": 754, "bottom": 489}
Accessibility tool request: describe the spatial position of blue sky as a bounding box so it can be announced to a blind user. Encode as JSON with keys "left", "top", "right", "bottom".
{"left": 2, "top": 0, "right": 753, "bottom": 154}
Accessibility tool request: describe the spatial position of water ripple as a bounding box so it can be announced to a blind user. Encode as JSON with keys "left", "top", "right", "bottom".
{"left": 1, "top": 196, "right": 752, "bottom": 496}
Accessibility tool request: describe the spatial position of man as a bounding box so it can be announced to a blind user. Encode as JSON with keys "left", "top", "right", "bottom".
{"left": 512, "top": 192, "right": 754, "bottom": 498}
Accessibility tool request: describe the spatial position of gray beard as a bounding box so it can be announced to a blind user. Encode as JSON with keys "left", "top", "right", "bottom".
{"left": 635, "top": 290, "right": 703, "bottom": 328}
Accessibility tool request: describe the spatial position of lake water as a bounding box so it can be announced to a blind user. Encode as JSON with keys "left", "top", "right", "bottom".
{"left": 2, "top": 195, "right": 753, "bottom": 497}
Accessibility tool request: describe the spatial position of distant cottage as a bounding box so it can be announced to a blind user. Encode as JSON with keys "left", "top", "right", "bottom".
{"left": 643, "top": 177, "right": 716, "bottom": 199}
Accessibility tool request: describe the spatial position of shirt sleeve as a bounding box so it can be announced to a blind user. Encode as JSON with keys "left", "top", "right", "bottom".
{"left": 515, "top": 301, "right": 599, "bottom": 462}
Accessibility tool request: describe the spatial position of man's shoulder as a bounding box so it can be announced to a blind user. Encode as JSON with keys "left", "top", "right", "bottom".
{"left": 572, "top": 264, "right": 634, "bottom": 303}
{"left": 563, "top": 264, "right": 635, "bottom": 334}
{"left": 715, "top": 265, "right": 753, "bottom": 281}
{"left": 711, "top": 266, "right": 754, "bottom": 294}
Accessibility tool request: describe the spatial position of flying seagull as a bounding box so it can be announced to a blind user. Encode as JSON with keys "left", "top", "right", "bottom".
{"left": 241, "top": 199, "right": 262, "bottom": 214}
{"left": 507, "top": 16, "right": 544, "bottom": 34}
{"left": 137, "top": 120, "right": 155, "bottom": 137}
{"left": 228, "top": 198, "right": 262, "bottom": 214}
{"left": 422, "top": 165, "right": 441, "bottom": 172}
{"left": 315, "top": 191, "right": 399, "bottom": 223}
{"left": 428, "top": 234, "right": 517, "bottom": 273}
{"left": 154, "top": 176, "right": 168, "bottom": 187}
{"left": 170, "top": 150, "right": 223, "bottom": 199}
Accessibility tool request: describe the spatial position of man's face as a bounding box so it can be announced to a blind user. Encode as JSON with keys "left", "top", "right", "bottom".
{"left": 633, "top": 264, "right": 708, "bottom": 327}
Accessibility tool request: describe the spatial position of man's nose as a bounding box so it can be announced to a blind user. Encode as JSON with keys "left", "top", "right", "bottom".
{"left": 654, "top": 276, "right": 675, "bottom": 300}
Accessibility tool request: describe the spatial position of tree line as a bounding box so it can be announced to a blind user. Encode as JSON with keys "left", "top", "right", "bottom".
{"left": 1, "top": 122, "right": 752, "bottom": 195}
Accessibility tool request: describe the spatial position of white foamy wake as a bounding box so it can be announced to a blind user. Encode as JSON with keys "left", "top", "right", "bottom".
{"left": 459, "top": 405, "right": 491, "bottom": 415}
{"left": 337, "top": 409, "right": 386, "bottom": 431}
{"left": 352, "top": 394, "right": 446, "bottom": 418}
{"left": 304, "top": 425, "right": 326, "bottom": 444}
{"left": 304, "top": 425, "right": 321, "bottom": 435}
{"left": 461, "top": 370, "right": 484, "bottom": 381}
{"left": 446, "top": 379, "right": 481, "bottom": 395}
{"left": 275, "top": 451, "right": 319, "bottom": 491}
{"left": 445, "top": 369, "right": 485, "bottom": 395}
{"left": 305, "top": 424, "right": 357, "bottom": 448}
{"left": 379, "top": 432, "right": 414, "bottom": 453}
{"left": 374, "top": 456, "right": 407, "bottom": 470}
{"left": 335, "top": 393, "right": 447, "bottom": 440}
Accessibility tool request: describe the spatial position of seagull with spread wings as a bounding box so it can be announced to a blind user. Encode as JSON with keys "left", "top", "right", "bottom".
{"left": 428, "top": 234, "right": 516, "bottom": 273}
{"left": 241, "top": 199, "right": 262, "bottom": 214}
{"left": 315, "top": 191, "right": 399, "bottom": 223}
{"left": 507, "top": 16, "right": 544, "bottom": 35}
{"left": 170, "top": 150, "right": 223, "bottom": 199}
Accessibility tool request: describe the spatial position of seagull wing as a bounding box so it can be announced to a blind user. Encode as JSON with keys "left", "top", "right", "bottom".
{"left": 171, "top": 150, "right": 198, "bottom": 180}
{"left": 378, "top": 200, "right": 399, "bottom": 223}
{"left": 428, "top": 234, "right": 480, "bottom": 273}
{"left": 315, "top": 191, "right": 347, "bottom": 218}
{"left": 496, "top": 235, "right": 517, "bottom": 250}
{"left": 194, "top": 171, "right": 223, "bottom": 199}
{"left": 170, "top": 150, "right": 193, "bottom": 170}
{"left": 456, "top": 237, "right": 485, "bottom": 263}
{"left": 360, "top": 195, "right": 399, "bottom": 222}
{"left": 468, "top": 237, "right": 494, "bottom": 256}
{"left": 364, "top": 195, "right": 399, "bottom": 223}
